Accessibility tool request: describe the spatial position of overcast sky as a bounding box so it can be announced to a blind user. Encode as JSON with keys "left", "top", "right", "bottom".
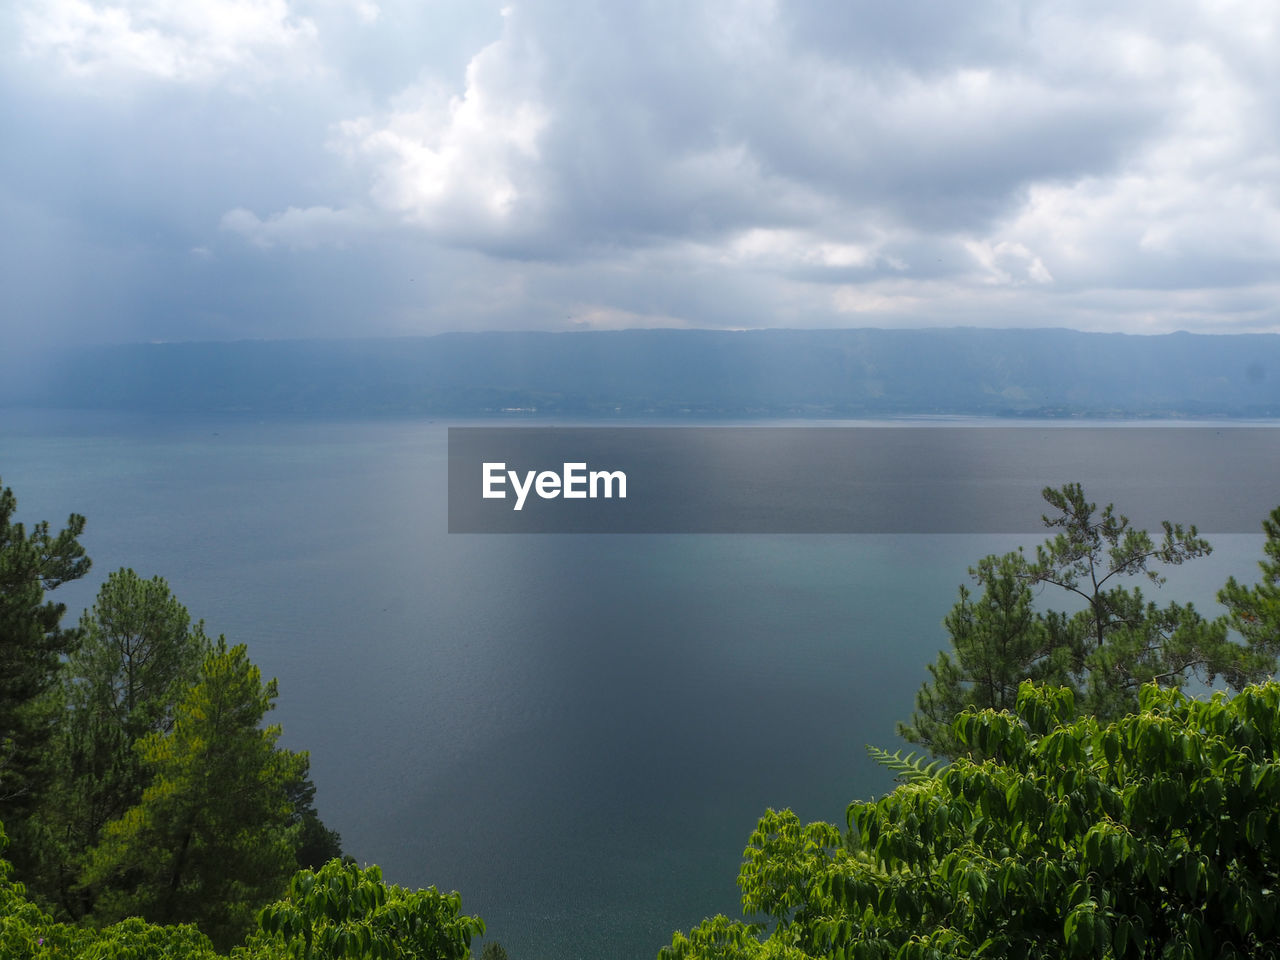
{"left": 4, "top": 0, "right": 1280, "bottom": 347}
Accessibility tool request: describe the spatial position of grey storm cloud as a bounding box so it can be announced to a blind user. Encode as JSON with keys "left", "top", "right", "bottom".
{"left": 4, "top": 0, "right": 1280, "bottom": 346}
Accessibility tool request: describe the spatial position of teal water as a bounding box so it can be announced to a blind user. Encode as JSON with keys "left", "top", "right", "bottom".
{"left": 0, "top": 411, "right": 1271, "bottom": 960}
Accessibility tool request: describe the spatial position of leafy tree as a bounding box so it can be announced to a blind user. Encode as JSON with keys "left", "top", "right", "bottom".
{"left": 0, "top": 821, "right": 86, "bottom": 958}
{"left": 902, "top": 482, "right": 1270, "bottom": 756}
{"left": 85, "top": 639, "right": 309, "bottom": 949}
{"left": 665, "top": 680, "right": 1280, "bottom": 960}
{"left": 0, "top": 820, "right": 230, "bottom": 959}
{"left": 71, "top": 916, "right": 222, "bottom": 959}
{"left": 0, "top": 479, "right": 89, "bottom": 815}
{"left": 253, "top": 859, "right": 484, "bottom": 960}
{"left": 664, "top": 915, "right": 808, "bottom": 960}
{"left": 0, "top": 830, "right": 481, "bottom": 960}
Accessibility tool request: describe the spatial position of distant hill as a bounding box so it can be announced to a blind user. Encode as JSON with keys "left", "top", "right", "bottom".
{"left": 9, "top": 328, "right": 1280, "bottom": 418}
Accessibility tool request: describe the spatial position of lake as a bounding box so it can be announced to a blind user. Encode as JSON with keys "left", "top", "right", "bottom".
{"left": 0, "top": 410, "right": 1273, "bottom": 959}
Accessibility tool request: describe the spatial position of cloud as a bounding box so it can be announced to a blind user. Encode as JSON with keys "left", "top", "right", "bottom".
{"left": 565, "top": 305, "right": 690, "bottom": 330}
{"left": 291, "top": 1, "right": 1183, "bottom": 260}
{"left": 328, "top": 9, "right": 550, "bottom": 245}
{"left": 18, "top": 0, "right": 325, "bottom": 85}
{"left": 220, "top": 204, "right": 375, "bottom": 249}
{"left": 964, "top": 239, "right": 1054, "bottom": 286}
{"left": 9, "top": 0, "right": 1280, "bottom": 341}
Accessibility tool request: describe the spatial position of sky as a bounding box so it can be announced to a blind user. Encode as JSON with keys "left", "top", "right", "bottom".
{"left": 4, "top": 0, "right": 1280, "bottom": 349}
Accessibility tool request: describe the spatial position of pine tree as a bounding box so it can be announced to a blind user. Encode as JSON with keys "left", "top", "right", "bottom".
{"left": 85, "top": 639, "right": 308, "bottom": 948}
{"left": 899, "top": 551, "right": 1063, "bottom": 756}
{"left": 902, "top": 483, "right": 1271, "bottom": 757}
{"left": 31, "top": 570, "right": 210, "bottom": 917}
{"left": 70, "top": 568, "right": 208, "bottom": 738}
{"left": 0, "top": 479, "right": 89, "bottom": 817}
{"left": 1218, "top": 504, "right": 1280, "bottom": 667}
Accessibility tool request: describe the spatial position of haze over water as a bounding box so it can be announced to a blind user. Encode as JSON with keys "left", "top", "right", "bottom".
{"left": 1, "top": 411, "right": 1270, "bottom": 960}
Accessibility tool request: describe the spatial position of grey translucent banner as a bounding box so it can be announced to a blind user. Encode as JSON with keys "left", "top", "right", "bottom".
{"left": 447, "top": 426, "right": 1280, "bottom": 533}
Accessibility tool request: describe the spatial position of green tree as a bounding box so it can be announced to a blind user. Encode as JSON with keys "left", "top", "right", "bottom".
{"left": 286, "top": 774, "right": 345, "bottom": 872}
{"left": 69, "top": 568, "right": 208, "bottom": 740}
{"left": 0, "top": 479, "right": 89, "bottom": 815}
{"left": 85, "top": 639, "right": 309, "bottom": 949}
{"left": 1219, "top": 504, "right": 1280, "bottom": 660}
{"left": 253, "top": 859, "right": 484, "bottom": 960}
{"left": 665, "top": 680, "right": 1280, "bottom": 960}
{"left": 901, "top": 551, "right": 1059, "bottom": 758}
{"left": 0, "top": 821, "right": 225, "bottom": 959}
{"left": 30, "top": 570, "right": 212, "bottom": 917}
{"left": 902, "top": 483, "right": 1268, "bottom": 756}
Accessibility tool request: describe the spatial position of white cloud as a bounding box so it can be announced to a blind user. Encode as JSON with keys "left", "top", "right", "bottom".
{"left": 964, "top": 239, "right": 1054, "bottom": 286}
{"left": 565, "top": 305, "right": 689, "bottom": 330}
{"left": 220, "top": 204, "right": 374, "bottom": 248}
{"left": 831, "top": 285, "right": 924, "bottom": 316}
{"left": 14, "top": 0, "right": 384, "bottom": 85}
{"left": 719, "top": 228, "right": 908, "bottom": 274}
{"left": 328, "top": 6, "right": 549, "bottom": 241}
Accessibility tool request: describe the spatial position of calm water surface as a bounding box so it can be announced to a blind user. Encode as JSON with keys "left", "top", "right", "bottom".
{"left": 0, "top": 411, "right": 1271, "bottom": 960}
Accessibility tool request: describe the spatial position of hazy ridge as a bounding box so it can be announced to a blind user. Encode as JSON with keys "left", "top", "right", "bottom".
{"left": 12, "top": 328, "right": 1280, "bottom": 418}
